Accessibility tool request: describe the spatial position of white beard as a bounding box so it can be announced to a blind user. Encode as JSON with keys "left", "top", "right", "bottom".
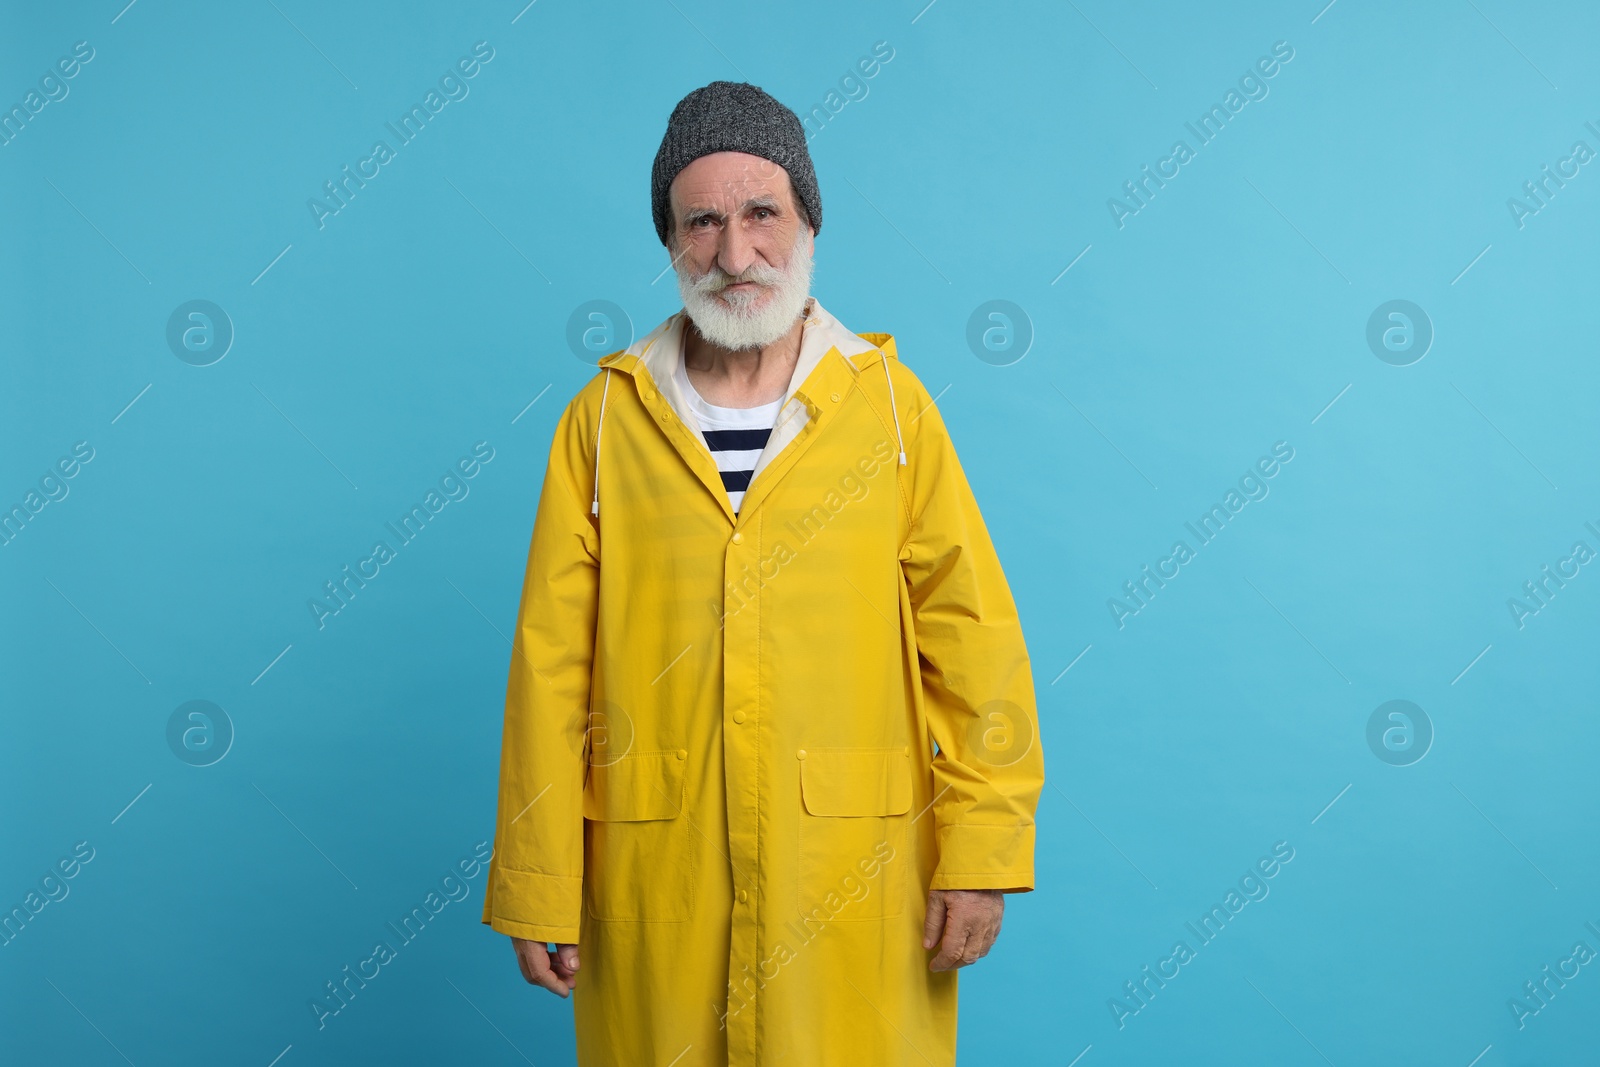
{"left": 676, "top": 234, "right": 814, "bottom": 351}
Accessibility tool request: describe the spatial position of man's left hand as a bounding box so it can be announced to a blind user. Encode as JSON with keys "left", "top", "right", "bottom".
{"left": 922, "top": 888, "right": 1005, "bottom": 971}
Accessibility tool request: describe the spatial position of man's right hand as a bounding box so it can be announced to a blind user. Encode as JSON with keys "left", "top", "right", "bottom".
{"left": 511, "top": 938, "right": 580, "bottom": 997}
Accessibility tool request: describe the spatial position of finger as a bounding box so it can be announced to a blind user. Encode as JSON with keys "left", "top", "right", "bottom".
{"left": 528, "top": 952, "right": 571, "bottom": 998}
{"left": 512, "top": 939, "right": 540, "bottom": 985}
{"left": 981, "top": 913, "right": 1005, "bottom": 956}
{"left": 550, "top": 945, "right": 580, "bottom": 988}
{"left": 922, "top": 892, "right": 947, "bottom": 951}
{"left": 533, "top": 967, "right": 572, "bottom": 997}
{"left": 515, "top": 952, "right": 534, "bottom": 985}
{"left": 929, "top": 916, "right": 971, "bottom": 972}
{"left": 930, "top": 931, "right": 969, "bottom": 971}
{"left": 954, "top": 910, "right": 985, "bottom": 966}
{"left": 968, "top": 916, "right": 1000, "bottom": 961}
{"left": 971, "top": 930, "right": 996, "bottom": 960}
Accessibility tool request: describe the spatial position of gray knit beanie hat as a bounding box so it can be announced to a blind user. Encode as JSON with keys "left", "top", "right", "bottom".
{"left": 651, "top": 81, "right": 821, "bottom": 247}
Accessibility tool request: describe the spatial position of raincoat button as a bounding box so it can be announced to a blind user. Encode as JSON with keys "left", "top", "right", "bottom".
{"left": 830, "top": 392, "right": 841, "bottom": 402}
{"left": 903, "top": 746, "right": 910, "bottom": 756}
{"left": 731, "top": 531, "right": 743, "bottom": 544}
{"left": 796, "top": 748, "right": 807, "bottom": 760}
{"left": 676, "top": 749, "right": 687, "bottom": 760}
{"left": 732, "top": 710, "right": 747, "bottom": 724}
{"left": 737, "top": 889, "right": 749, "bottom": 903}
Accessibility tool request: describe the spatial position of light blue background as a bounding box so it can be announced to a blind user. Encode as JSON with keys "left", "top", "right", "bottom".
{"left": 3, "top": 1, "right": 1598, "bottom": 1064}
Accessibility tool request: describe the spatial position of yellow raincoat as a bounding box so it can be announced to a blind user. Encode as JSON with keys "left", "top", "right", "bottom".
{"left": 483, "top": 298, "right": 1044, "bottom": 1066}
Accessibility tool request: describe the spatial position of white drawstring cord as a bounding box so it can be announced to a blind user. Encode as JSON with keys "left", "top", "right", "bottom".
{"left": 591, "top": 369, "right": 612, "bottom": 516}
{"left": 880, "top": 356, "right": 906, "bottom": 465}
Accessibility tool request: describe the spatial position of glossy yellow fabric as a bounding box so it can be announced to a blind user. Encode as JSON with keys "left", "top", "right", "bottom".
{"left": 482, "top": 304, "right": 1044, "bottom": 1066}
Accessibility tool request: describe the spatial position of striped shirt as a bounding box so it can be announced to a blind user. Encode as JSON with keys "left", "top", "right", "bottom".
{"left": 675, "top": 356, "right": 782, "bottom": 515}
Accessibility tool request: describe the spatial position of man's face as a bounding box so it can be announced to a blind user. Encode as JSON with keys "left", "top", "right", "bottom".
{"left": 669, "top": 152, "right": 811, "bottom": 313}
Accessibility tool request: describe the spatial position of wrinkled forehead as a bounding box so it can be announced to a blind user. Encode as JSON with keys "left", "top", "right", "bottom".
{"left": 669, "top": 151, "right": 795, "bottom": 215}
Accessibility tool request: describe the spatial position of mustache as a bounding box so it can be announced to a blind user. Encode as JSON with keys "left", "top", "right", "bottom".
{"left": 686, "top": 261, "right": 788, "bottom": 295}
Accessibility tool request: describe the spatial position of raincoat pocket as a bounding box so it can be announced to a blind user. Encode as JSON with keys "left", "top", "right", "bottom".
{"left": 797, "top": 747, "right": 911, "bottom": 921}
{"left": 583, "top": 750, "right": 698, "bottom": 922}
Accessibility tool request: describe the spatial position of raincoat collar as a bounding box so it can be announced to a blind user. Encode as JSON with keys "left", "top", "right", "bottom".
{"left": 606, "top": 297, "right": 879, "bottom": 423}
{"left": 597, "top": 297, "right": 890, "bottom": 525}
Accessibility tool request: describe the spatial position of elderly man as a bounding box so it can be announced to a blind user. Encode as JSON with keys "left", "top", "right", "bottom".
{"left": 482, "top": 80, "right": 1044, "bottom": 1066}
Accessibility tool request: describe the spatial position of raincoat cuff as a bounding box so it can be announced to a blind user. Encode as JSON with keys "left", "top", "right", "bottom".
{"left": 930, "top": 871, "right": 1035, "bottom": 893}
{"left": 482, "top": 866, "right": 582, "bottom": 942}
{"left": 930, "top": 822, "right": 1036, "bottom": 892}
{"left": 483, "top": 914, "right": 581, "bottom": 944}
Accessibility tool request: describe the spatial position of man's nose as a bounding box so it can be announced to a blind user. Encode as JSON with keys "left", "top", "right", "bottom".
{"left": 716, "top": 224, "right": 757, "bottom": 279}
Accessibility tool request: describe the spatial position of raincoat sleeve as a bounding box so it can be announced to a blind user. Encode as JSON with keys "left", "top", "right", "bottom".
{"left": 481, "top": 392, "right": 600, "bottom": 943}
{"left": 896, "top": 367, "right": 1044, "bottom": 894}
